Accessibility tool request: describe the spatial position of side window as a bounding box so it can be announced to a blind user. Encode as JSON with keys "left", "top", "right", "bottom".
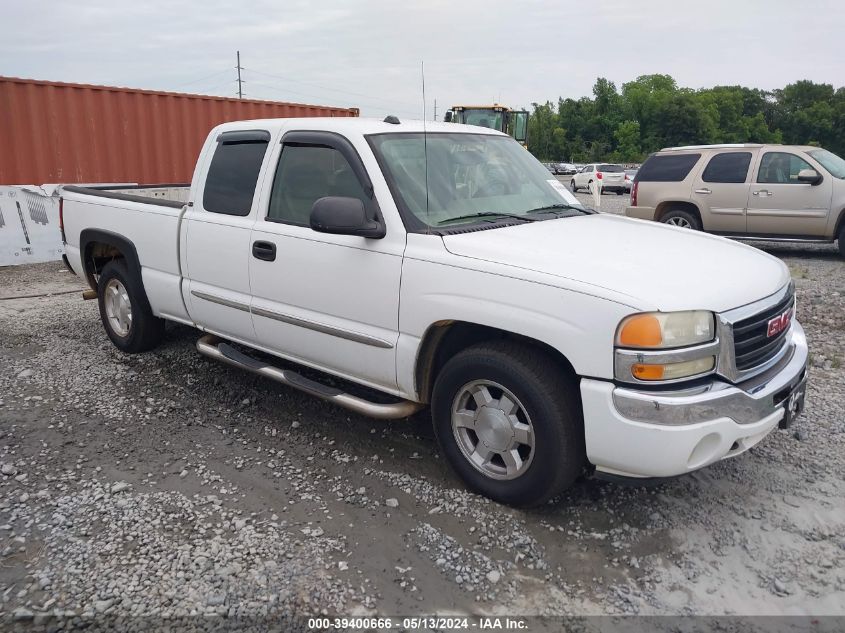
{"left": 757, "top": 152, "right": 814, "bottom": 184}
{"left": 701, "top": 152, "right": 752, "bottom": 183}
{"left": 585, "top": 165, "right": 593, "bottom": 173}
{"left": 512, "top": 112, "right": 528, "bottom": 143}
{"left": 637, "top": 153, "right": 701, "bottom": 182}
{"left": 267, "top": 144, "right": 371, "bottom": 225}
{"left": 203, "top": 136, "right": 269, "bottom": 215}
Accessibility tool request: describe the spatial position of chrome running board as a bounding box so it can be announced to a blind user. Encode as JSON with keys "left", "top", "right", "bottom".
{"left": 196, "top": 334, "right": 423, "bottom": 420}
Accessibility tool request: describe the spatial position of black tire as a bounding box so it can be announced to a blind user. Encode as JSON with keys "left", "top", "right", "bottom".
{"left": 570, "top": 180, "right": 577, "bottom": 192}
{"left": 431, "top": 341, "right": 585, "bottom": 507}
{"left": 660, "top": 208, "right": 701, "bottom": 230}
{"left": 97, "top": 260, "right": 164, "bottom": 353}
{"left": 838, "top": 223, "right": 845, "bottom": 258}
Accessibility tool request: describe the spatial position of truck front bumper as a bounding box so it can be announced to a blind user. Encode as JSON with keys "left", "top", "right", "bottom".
{"left": 581, "top": 323, "right": 808, "bottom": 479}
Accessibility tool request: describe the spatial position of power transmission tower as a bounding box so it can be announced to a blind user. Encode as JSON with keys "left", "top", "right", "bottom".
{"left": 433, "top": 99, "right": 437, "bottom": 122}
{"left": 236, "top": 51, "right": 244, "bottom": 99}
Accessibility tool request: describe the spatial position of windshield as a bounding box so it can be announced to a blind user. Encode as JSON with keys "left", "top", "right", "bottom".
{"left": 808, "top": 148, "right": 845, "bottom": 179}
{"left": 459, "top": 109, "right": 504, "bottom": 131}
{"left": 368, "top": 132, "right": 585, "bottom": 229}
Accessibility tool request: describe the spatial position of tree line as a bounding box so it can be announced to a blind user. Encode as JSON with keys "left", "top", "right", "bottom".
{"left": 526, "top": 75, "right": 845, "bottom": 164}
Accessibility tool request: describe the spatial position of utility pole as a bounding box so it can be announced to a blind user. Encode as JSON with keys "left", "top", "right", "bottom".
{"left": 433, "top": 99, "right": 437, "bottom": 122}
{"left": 236, "top": 51, "right": 244, "bottom": 99}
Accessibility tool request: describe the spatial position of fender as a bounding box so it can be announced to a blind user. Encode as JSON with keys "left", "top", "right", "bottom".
{"left": 79, "top": 228, "right": 153, "bottom": 313}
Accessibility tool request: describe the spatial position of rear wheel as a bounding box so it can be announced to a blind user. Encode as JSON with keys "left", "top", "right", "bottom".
{"left": 661, "top": 208, "right": 701, "bottom": 230}
{"left": 97, "top": 260, "right": 164, "bottom": 353}
{"left": 431, "top": 341, "right": 584, "bottom": 507}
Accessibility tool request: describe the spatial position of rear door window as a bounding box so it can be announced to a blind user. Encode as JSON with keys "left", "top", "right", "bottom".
{"left": 203, "top": 131, "right": 270, "bottom": 215}
{"left": 701, "top": 152, "right": 752, "bottom": 183}
{"left": 637, "top": 153, "right": 701, "bottom": 182}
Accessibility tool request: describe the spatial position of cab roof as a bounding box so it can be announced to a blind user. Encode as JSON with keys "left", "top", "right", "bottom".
{"left": 214, "top": 117, "right": 506, "bottom": 137}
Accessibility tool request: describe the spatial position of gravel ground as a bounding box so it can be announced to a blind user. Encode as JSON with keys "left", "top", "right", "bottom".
{"left": 0, "top": 204, "right": 843, "bottom": 630}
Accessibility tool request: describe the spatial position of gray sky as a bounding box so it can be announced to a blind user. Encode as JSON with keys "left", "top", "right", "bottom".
{"left": 2, "top": 0, "right": 843, "bottom": 119}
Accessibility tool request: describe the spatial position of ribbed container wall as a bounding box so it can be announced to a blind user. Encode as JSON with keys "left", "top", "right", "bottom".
{"left": 0, "top": 77, "right": 359, "bottom": 185}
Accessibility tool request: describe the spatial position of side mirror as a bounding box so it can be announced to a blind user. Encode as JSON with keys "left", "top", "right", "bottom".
{"left": 444, "top": 111, "right": 453, "bottom": 123}
{"left": 797, "top": 168, "right": 822, "bottom": 185}
{"left": 310, "top": 196, "right": 385, "bottom": 239}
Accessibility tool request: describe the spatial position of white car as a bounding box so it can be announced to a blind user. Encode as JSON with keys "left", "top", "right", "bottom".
{"left": 571, "top": 163, "right": 627, "bottom": 195}
{"left": 59, "top": 117, "right": 808, "bottom": 507}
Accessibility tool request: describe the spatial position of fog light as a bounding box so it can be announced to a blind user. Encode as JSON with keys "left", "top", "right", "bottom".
{"left": 632, "top": 356, "right": 715, "bottom": 381}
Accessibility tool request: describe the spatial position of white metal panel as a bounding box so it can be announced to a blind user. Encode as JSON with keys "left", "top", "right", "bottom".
{"left": 397, "top": 233, "right": 636, "bottom": 395}
{"left": 0, "top": 186, "right": 63, "bottom": 266}
{"left": 60, "top": 190, "right": 185, "bottom": 318}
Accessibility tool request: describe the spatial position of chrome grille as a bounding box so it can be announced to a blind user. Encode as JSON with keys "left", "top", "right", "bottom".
{"left": 732, "top": 288, "right": 795, "bottom": 372}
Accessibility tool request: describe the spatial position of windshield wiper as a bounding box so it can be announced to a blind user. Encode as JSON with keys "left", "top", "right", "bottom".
{"left": 525, "top": 203, "right": 590, "bottom": 216}
{"left": 437, "top": 212, "right": 537, "bottom": 226}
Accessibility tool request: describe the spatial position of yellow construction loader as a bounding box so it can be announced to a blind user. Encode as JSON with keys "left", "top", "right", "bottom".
{"left": 444, "top": 105, "right": 529, "bottom": 147}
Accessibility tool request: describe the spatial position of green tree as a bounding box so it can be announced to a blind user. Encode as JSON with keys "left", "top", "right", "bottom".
{"left": 613, "top": 121, "right": 641, "bottom": 161}
{"left": 527, "top": 76, "right": 845, "bottom": 163}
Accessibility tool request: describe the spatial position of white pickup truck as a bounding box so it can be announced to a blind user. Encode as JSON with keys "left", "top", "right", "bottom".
{"left": 61, "top": 117, "right": 808, "bottom": 506}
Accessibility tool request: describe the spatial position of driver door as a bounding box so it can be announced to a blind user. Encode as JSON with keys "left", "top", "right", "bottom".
{"left": 248, "top": 131, "right": 404, "bottom": 391}
{"left": 747, "top": 151, "right": 832, "bottom": 236}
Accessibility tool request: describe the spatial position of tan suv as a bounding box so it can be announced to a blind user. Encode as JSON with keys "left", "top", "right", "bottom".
{"left": 626, "top": 144, "right": 845, "bottom": 257}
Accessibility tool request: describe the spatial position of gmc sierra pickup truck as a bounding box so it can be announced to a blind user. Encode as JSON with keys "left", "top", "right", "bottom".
{"left": 61, "top": 117, "right": 808, "bottom": 507}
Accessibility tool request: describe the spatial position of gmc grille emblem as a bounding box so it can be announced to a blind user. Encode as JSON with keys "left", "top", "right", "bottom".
{"left": 767, "top": 309, "right": 792, "bottom": 338}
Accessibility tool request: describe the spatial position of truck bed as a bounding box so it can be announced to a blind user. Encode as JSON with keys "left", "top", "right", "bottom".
{"left": 61, "top": 183, "right": 192, "bottom": 324}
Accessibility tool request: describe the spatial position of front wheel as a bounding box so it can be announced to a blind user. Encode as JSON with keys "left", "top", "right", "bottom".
{"left": 838, "top": 224, "right": 845, "bottom": 258}
{"left": 97, "top": 260, "right": 165, "bottom": 353}
{"left": 570, "top": 180, "right": 578, "bottom": 192}
{"left": 431, "top": 341, "right": 585, "bottom": 507}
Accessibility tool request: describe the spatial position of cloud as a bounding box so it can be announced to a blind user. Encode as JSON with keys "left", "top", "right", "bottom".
{"left": 0, "top": 0, "right": 842, "bottom": 119}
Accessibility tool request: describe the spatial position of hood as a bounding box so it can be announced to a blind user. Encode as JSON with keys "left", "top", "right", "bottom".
{"left": 441, "top": 214, "right": 790, "bottom": 313}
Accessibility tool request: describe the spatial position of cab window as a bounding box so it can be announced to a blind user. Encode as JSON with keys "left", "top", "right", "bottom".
{"left": 757, "top": 152, "right": 814, "bottom": 184}
{"left": 267, "top": 145, "right": 371, "bottom": 225}
{"left": 203, "top": 133, "right": 269, "bottom": 215}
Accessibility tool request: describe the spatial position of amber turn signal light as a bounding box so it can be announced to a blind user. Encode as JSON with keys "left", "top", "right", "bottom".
{"left": 618, "top": 314, "right": 662, "bottom": 347}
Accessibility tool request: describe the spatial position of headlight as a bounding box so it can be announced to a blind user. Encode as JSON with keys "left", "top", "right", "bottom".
{"left": 615, "top": 311, "right": 718, "bottom": 383}
{"left": 616, "top": 311, "right": 714, "bottom": 349}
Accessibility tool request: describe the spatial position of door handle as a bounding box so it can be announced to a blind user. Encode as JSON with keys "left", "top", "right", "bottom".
{"left": 252, "top": 240, "right": 277, "bottom": 262}
{"left": 694, "top": 188, "right": 711, "bottom": 195}
{"left": 752, "top": 190, "right": 772, "bottom": 197}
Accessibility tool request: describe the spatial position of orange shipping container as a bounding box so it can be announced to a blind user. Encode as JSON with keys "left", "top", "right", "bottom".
{"left": 0, "top": 76, "right": 359, "bottom": 185}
